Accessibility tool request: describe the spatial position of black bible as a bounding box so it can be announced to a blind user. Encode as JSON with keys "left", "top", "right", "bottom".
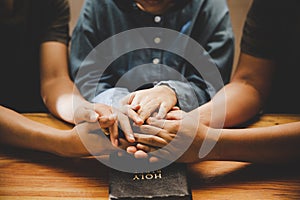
{"left": 108, "top": 161, "right": 192, "bottom": 200}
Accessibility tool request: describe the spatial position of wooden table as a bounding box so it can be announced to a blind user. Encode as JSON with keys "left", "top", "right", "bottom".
{"left": 1, "top": 114, "right": 300, "bottom": 199}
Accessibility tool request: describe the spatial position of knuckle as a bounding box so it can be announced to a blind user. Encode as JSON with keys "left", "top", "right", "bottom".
{"left": 172, "top": 122, "right": 180, "bottom": 132}
{"left": 140, "top": 126, "right": 149, "bottom": 133}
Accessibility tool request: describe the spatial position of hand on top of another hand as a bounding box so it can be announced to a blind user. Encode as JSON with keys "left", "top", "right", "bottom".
{"left": 126, "top": 109, "right": 210, "bottom": 163}
{"left": 120, "top": 85, "right": 177, "bottom": 125}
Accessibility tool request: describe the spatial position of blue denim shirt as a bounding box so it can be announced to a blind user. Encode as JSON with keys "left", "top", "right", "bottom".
{"left": 70, "top": 0, "right": 234, "bottom": 111}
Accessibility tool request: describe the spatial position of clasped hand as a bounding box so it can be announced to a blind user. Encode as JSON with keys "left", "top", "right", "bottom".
{"left": 118, "top": 86, "right": 210, "bottom": 163}
{"left": 128, "top": 108, "right": 208, "bottom": 163}
{"left": 73, "top": 85, "right": 204, "bottom": 161}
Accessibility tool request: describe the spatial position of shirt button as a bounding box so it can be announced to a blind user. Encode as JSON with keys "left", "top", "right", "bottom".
{"left": 154, "top": 37, "right": 161, "bottom": 44}
{"left": 152, "top": 58, "right": 160, "bottom": 64}
{"left": 154, "top": 16, "right": 161, "bottom": 23}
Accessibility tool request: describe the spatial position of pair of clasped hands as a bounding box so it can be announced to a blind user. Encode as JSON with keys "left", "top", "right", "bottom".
{"left": 76, "top": 85, "right": 205, "bottom": 163}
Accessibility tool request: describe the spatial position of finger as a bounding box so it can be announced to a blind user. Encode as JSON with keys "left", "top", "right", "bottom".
{"left": 127, "top": 146, "right": 138, "bottom": 154}
{"left": 94, "top": 104, "right": 114, "bottom": 117}
{"left": 134, "top": 133, "right": 167, "bottom": 148}
{"left": 138, "top": 124, "right": 162, "bottom": 136}
{"left": 75, "top": 109, "right": 99, "bottom": 124}
{"left": 151, "top": 112, "right": 158, "bottom": 118}
{"left": 156, "top": 103, "right": 169, "bottom": 119}
{"left": 171, "top": 106, "right": 180, "bottom": 111}
{"left": 136, "top": 143, "right": 157, "bottom": 153}
{"left": 109, "top": 121, "right": 119, "bottom": 147}
{"left": 118, "top": 138, "right": 131, "bottom": 150}
{"left": 138, "top": 125, "right": 176, "bottom": 143}
{"left": 118, "top": 104, "right": 143, "bottom": 125}
{"left": 127, "top": 92, "right": 136, "bottom": 104}
{"left": 166, "top": 110, "right": 185, "bottom": 120}
{"left": 139, "top": 124, "right": 176, "bottom": 143}
{"left": 118, "top": 115, "right": 135, "bottom": 143}
{"left": 120, "top": 101, "right": 140, "bottom": 112}
{"left": 124, "top": 107, "right": 143, "bottom": 125}
{"left": 98, "top": 114, "right": 117, "bottom": 128}
{"left": 149, "top": 156, "right": 161, "bottom": 163}
{"left": 130, "top": 104, "right": 141, "bottom": 111}
{"left": 119, "top": 92, "right": 135, "bottom": 106}
{"left": 166, "top": 112, "right": 181, "bottom": 120}
{"left": 138, "top": 101, "right": 160, "bottom": 122}
{"left": 130, "top": 93, "right": 144, "bottom": 107}
{"left": 134, "top": 150, "right": 149, "bottom": 159}
{"left": 88, "top": 111, "right": 100, "bottom": 122}
{"left": 146, "top": 117, "right": 166, "bottom": 129}
{"left": 147, "top": 117, "right": 179, "bottom": 133}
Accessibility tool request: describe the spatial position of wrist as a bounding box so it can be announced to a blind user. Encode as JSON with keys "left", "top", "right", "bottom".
{"left": 157, "top": 85, "right": 177, "bottom": 103}
{"left": 33, "top": 128, "right": 71, "bottom": 157}
{"left": 158, "top": 85, "right": 176, "bottom": 95}
{"left": 53, "top": 129, "right": 83, "bottom": 157}
{"left": 199, "top": 127, "right": 223, "bottom": 161}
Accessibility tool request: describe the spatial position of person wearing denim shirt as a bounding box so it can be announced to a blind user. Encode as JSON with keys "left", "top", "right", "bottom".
{"left": 70, "top": 0, "right": 234, "bottom": 140}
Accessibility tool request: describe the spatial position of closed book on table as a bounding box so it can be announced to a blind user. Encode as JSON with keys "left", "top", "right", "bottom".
{"left": 109, "top": 161, "right": 192, "bottom": 200}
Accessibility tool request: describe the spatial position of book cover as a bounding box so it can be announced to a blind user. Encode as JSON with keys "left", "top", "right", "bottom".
{"left": 108, "top": 160, "right": 192, "bottom": 200}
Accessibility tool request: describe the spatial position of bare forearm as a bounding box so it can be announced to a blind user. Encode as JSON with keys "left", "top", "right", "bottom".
{"left": 199, "top": 53, "right": 274, "bottom": 128}
{"left": 207, "top": 122, "right": 300, "bottom": 164}
{"left": 198, "top": 82, "right": 262, "bottom": 128}
{"left": 42, "top": 77, "right": 89, "bottom": 124}
{"left": 0, "top": 106, "right": 67, "bottom": 155}
{"left": 40, "top": 42, "right": 90, "bottom": 124}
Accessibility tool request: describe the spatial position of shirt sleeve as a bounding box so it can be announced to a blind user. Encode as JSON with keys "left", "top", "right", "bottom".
{"left": 202, "top": 0, "right": 234, "bottom": 85}
{"left": 155, "top": 80, "right": 208, "bottom": 111}
{"left": 40, "top": 0, "right": 70, "bottom": 45}
{"left": 69, "top": 0, "right": 105, "bottom": 101}
{"left": 157, "top": 0, "right": 234, "bottom": 111}
{"left": 92, "top": 87, "right": 130, "bottom": 108}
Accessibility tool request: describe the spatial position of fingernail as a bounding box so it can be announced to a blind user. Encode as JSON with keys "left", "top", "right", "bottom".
{"left": 128, "top": 135, "right": 135, "bottom": 142}
{"left": 136, "top": 118, "right": 143, "bottom": 125}
{"left": 133, "top": 123, "right": 142, "bottom": 127}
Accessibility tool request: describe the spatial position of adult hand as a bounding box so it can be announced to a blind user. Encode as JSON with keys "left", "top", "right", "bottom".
{"left": 130, "top": 109, "right": 215, "bottom": 163}
{"left": 165, "top": 107, "right": 186, "bottom": 120}
{"left": 59, "top": 121, "right": 130, "bottom": 157}
{"left": 74, "top": 103, "right": 141, "bottom": 147}
{"left": 110, "top": 105, "right": 140, "bottom": 145}
{"left": 121, "top": 85, "right": 177, "bottom": 125}
{"left": 73, "top": 103, "right": 122, "bottom": 146}
{"left": 74, "top": 102, "right": 116, "bottom": 125}
{"left": 125, "top": 107, "right": 188, "bottom": 161}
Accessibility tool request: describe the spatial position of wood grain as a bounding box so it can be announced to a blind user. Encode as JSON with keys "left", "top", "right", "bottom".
{"left": 0, "top": 113, "right": 300, "bottom": 199}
